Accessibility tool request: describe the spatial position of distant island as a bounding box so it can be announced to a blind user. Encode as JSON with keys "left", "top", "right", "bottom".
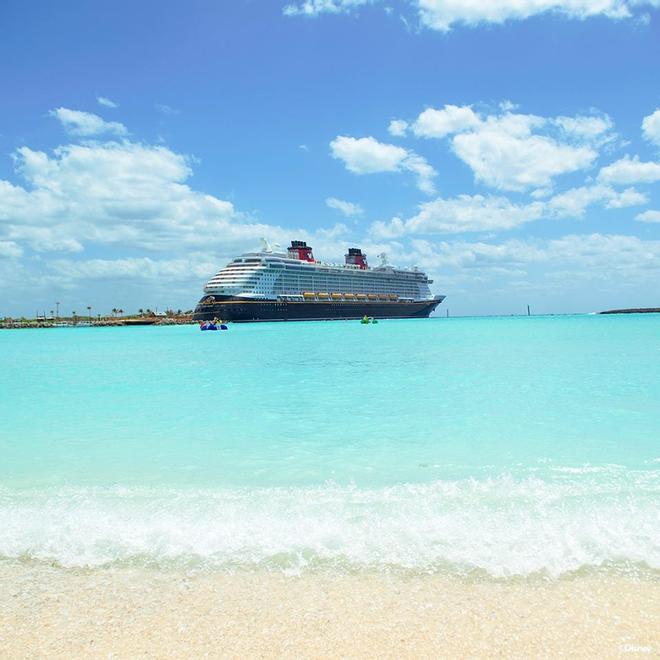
{"left": 599, "top": 308, "right": 660, "bottom": 314}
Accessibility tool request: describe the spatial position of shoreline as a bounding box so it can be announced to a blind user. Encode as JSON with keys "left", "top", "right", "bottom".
{"left": 0, "top": 317, "right": 196, "bottom": 329}
{"left": 1, "top": 563, "right": 657, "bottom": 658}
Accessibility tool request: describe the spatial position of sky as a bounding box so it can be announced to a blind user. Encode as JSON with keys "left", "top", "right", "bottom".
{"left": 1, "top": 0, "right": 659, "bottom": 317}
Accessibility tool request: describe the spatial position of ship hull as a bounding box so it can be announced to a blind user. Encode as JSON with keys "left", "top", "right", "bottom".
{"left": 193, "top": 295, "right": 445, "bottom": 322}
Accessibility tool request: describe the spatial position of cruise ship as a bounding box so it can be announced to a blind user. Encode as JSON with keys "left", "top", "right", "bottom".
{"left": 192, "top": 240, "right": 445, "bottom": 322}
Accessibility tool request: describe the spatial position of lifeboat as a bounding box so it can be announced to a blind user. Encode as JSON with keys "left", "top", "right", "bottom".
{"left": 356, "top": 294, "right": 367, "bottom": 300}
{"left": 367, "top": 294, "right": 378, "bottom": 300}
{"left": 378, "top": 294, "right": 388, "bottom": 300}
{"left": 344, "top": 293, "right": 356, "bottom": 299}
{"left": 317, "top": 292, "right": 329, "bottom": 299}
{"left": 303, "top": 292, "right": 316, "bottom": 299}
{"left": 331, "top": 293, "right": 342, "bottom": 300}
{"left": 388, "top": 293, "right": 399, "bottom": 300}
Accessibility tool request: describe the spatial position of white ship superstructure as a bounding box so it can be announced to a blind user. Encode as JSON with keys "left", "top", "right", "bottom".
{"left": 204, "top": 240, "right": 434, "bottom": 301}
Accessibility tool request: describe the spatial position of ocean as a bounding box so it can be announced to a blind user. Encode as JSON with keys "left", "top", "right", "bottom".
{"left": 1, "top": 314, "right": 659, "bottom": 579}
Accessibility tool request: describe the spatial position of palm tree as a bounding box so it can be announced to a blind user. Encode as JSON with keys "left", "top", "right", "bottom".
{"left": 112, "top": 308, "right": 117, "bottom": 317}
{"left": 118, "top": 308, "right": 123, "bottom": 317}
{"left": 87, "top": 306, "right": 92, "bottom": 322}
{"left": 138, "top": 308, "right": 144, "bottom": 316}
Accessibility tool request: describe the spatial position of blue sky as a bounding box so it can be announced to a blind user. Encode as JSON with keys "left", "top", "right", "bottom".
{"left": 1, "top": 0, "right": 659, "bottom": 316}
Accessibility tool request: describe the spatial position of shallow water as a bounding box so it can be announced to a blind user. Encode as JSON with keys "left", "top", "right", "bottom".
{"left": 1, "top": 315, "right": 659, "bottom": 576}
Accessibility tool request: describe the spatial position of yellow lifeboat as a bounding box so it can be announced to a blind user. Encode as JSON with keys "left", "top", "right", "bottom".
{"left": 388, "top": 293, "right": 399, "bottom": 300}
{"left": 378, "top": 294, "right": 388, "bottom": 300}
{"left": 331, "top": 293, "right": 342, "bottom": 300}
{"left": 344, "top": 293, "right": 355, "bottom": 299}
{"left": 356, "top": 294, "right": 367, "bottom": 300}
{"left": 317, "top": 292, "right": 329, "bottom": 299}
{"left": 367, "top": 294, "right": 378, "bottom": 300}
{"left": 303, "top": 292, "right": 316, "bottom": 299}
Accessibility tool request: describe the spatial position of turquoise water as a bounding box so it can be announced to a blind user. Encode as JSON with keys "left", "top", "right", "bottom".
{"left": 1, "top": 315, "right": 659, "bottom": 576}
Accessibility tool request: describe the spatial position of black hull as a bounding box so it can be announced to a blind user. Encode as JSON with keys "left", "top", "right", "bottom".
{"left": 193, "top": 295, "right": 445, "bottom": 322}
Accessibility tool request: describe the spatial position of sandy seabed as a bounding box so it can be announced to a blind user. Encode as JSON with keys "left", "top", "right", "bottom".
{"left": 0, "top": 562, "right": 657, "bottom": 659}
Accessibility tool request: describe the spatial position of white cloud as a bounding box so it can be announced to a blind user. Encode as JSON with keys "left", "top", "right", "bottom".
{"left": 416, "top": 0, "right": 635, "bottom": 32}
{"left": 598, "top": 155, "right": 660, "bottom": 184}
{"left": 553, "top": 114, "right": 614, "bottom": 141}
{"left": 370, "top": 183, "right": 647, "bottom": 237}
{"left": 407, "top": 194, "right": 544, "bottom": 233}
{"left": 284, "top": 0, "right": 660, "bottom": 31}
{"left": 388, "top": 119, "right": 409, "bottom": 137}
{"left": 0, "top": 240, "right": 23, "bottom": 259}
{"left": 0, "top": 116, "right": 363, "bottom": 296}
{"left": 404, "top": 233, "right": 660, "bottom": 286}
{"left": 156, "top": 104, "right": 180, "bottom": 116}
{"left": 97, "top": 96, "right": 118, "bottom": 108}
{"left": 283, "top": 0, "right": 371, "bottom": 16}
{"left": 402, "top": 153, "right": 437, "bottom": 194}
{"left": 546, "top": 184, "right": 647, "bottom": 215}
{"left": 636, "top": 210, "right": 660, "bottom": 223}
{"left": 326, "top": 196, "right": 364, "bottom": 216}
{"left": 330, "top": 135, "right": 407, "bottom": 173}
{"left": 330, "top": 135, "right": 437, "bottom": 193}
{"left": 541, "top": 233, "right": 660, "bottom": 276}
{"left": 412, "top": 104, "right": 481, "bottom": 139}
{"left": 371, "top": 194, "right": 545, "bottom": 237}
{"left": 49, "top": 107, "right": 128, "bottom": 137}
{"left": 641, "top": 108, "right": 660, "bottom": 146}
{"left": 602, "top": 187, "right": 648, "bottom": 209}
{"left": 50, "top": 257, "right": 217, "bottom": 282}
{"left": 403, "top": 105, "right": 604, "bottom": 191}
{"left": 0, "top": 139, "right": 283, "bottom": 255}
{"left": 452, "top": 114, "right": 597, "bottom": 191}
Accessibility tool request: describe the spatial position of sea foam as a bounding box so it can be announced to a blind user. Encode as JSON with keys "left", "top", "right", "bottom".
{"left": 2, "top": 472, "right": 658, "bottom": 577}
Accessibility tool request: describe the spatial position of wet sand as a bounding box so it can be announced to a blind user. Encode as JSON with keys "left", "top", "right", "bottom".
{"left": 0, "top": 563, "right": 657, "bottom": 658}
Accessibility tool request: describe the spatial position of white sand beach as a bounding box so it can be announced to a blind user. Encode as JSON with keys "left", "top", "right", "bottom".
{"left": 1, "top": 563, "right": 657, "bottom": 658}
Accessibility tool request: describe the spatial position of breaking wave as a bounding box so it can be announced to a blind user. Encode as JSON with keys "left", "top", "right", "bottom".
{"left": 1, "top": 471, "right": 658, "bottom": 578}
